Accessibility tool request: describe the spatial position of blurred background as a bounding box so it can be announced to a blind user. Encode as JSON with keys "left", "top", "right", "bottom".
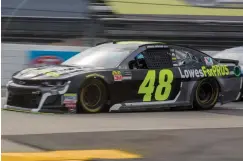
{"left": 1, "top": 0, "right": 243, "bottom": 85}
{"left": 2, "top": 2, "right": 243, "bottom": 160}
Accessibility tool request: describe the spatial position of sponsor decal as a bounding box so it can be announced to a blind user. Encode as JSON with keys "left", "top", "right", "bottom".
{"left": 201, "top": 65, "right": 230, "bottom": 77}
{"left": 122, "top": 71, "right": 132, "bottom": 80}
{"left": 181, "top": 69, "right": 204, "bottom": 78}
{"left": 32, "top": 91, "right": 41, "bottom": 95}
{"left": 63, "top": 93, "right": 77, "bottom": 103}
{"left": 63, "top": 93, "right": 77, "bottom": 113}
{"left": 172, "top": 57, "right": 177, "bottom": 61}
{"left": 19, "top": 67, "right": 84, "bottom": 78}
{"left": 118, "top": 66, "right": 128, "bottom": 70}
{"left": 146, "top": 45, "right": 168, "bottom": 48}
{"left": 26, "top": 69, "right": 60, "bottom": 78}
{"left": 180, "top": 65, "right": 230, "bottom": 78}
{"left": 112, "top": 71, "right": 123, "bottom": 81}
{"left": 86, "top": 73, "right": 105, "bottom": 79}
{"left": 172, "top": 54, "right": 178, "bottom": 66}
{"left": 171, "top": 53, "right": 177, "bottom": 61}
{"left": 204, "top": 57, "right": 214, "bottom": 66}
{"left": 122, "top": 76, "right": 132, "bottom": 80}
{"left": 112, "top": 71, "right": 132, "bottom": 81}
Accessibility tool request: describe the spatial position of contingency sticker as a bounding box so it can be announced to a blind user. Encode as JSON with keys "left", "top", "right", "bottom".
{"left": 112, "top": 71, "right": 132, "bottom": 81}
{"left": 122, "top": 71, "right": 132, "bottom": 80}
{"left": 204, "top": 57, "right": 214, "bottom": 66}
{"left": 63, "top": 93, "right": 77, "bottom": 113}
{"left": 112, "top": 71, "right": 123, "bottom": 81}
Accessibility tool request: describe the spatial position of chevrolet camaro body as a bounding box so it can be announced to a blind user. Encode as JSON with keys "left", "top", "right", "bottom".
{"left": 4, "top": 41, "right": 243, "bottom": 113}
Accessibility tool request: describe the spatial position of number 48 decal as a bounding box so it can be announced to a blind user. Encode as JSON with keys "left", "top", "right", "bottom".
{"left": 138, "top": 69, "right": 174, "bottom": 101}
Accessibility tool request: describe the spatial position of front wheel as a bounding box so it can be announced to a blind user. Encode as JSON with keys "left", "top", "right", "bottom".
{"left": 78, "top": 79, "right": 108, "bottom": 113}
{"left": 193, "top": 78, "right": 219, "bottom": 110}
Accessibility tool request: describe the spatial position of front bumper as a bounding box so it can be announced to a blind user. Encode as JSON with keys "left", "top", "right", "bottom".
{"left": 3, "top": 80, "right": 71, "bottom": 113}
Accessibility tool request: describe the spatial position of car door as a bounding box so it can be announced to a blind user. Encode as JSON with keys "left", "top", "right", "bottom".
{"left": 117, "top": 45, "right": 182, "bottom": 106}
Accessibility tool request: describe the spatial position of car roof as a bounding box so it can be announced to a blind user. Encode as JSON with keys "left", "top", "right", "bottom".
{"left": 96, "top": 41, "right": 165, "bottom": 48}
{"left": 95, "top": 41, "right": 211, "bottom": 58}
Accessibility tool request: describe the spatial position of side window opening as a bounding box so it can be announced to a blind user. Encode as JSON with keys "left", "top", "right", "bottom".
{"left": 171, "top": 48, "right": 200, "bottom": 66}
{"left": 128, "top": 52, "right": 148, "bottom": 69}
{"left": 128, "top": 48, "right": 173, "bottom": 69}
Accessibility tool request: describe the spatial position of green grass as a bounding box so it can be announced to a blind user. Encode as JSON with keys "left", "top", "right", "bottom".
{"left": 106, "top": 0, "right": 243, "bottom": 16}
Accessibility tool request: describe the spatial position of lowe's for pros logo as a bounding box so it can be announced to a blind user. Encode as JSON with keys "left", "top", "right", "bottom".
{"left": 181, "top": 65, "right": 230, "bottom": 78}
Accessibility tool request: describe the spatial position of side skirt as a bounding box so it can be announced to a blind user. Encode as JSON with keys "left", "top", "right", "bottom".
{"left": 109, "top": 101, "right": 191, "bottom": 112}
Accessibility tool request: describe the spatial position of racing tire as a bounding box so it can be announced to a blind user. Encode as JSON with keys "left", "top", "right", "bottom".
{"left": 193, "top": 78, "right": 219, "bottom": 110}
{"left": 78, "top": 78, "right": 108, "bottom": 113}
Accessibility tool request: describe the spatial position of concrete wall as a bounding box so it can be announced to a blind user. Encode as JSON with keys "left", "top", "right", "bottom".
{"left": 1, "top": 43, "right": 89, "bottom": 86}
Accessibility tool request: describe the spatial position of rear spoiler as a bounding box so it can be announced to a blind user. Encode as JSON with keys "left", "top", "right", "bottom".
{"left": 214, "top": 58, "right": 239, "bottom": 66}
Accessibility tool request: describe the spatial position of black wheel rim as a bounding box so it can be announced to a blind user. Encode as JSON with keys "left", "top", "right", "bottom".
{"left": 83, "top": 84, "right": 101, "bottom": 109}
{"left": 198, "top": 82, "right": 214, "bottom": 103}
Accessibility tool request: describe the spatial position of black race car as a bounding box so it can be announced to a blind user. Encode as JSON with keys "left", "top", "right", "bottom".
{"left": 4, "top": 41, "right": 242, "bottom": 113}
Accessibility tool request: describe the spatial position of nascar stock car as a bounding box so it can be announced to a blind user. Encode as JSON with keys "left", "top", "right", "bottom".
{"left": 4, "top": 41, "right": 242, "bottom": 113}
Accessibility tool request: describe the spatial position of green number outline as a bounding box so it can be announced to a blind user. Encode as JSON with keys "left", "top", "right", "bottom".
{"left": 138, "top": 69, "right": 174, "bottom": 101}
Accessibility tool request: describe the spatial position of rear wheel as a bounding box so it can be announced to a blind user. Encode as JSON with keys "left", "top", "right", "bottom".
{"left": 193, "top": 78, "right": 219, "bottom": 110}
{"left": 78, "top": 79, "right": 108, "bottom": 113}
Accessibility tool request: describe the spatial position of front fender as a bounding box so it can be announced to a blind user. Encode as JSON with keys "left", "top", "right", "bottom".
{"left": 66, "top": 71, "right": 112, "bottom": 94}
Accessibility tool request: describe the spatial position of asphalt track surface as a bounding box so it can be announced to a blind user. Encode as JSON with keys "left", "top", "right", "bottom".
{"left": 2, "top": 95, "right": 243, "bottom": 161}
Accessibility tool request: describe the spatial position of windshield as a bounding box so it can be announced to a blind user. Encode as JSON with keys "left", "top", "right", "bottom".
{"left": 62, "top": 45, "right": 137, "bottom": 68}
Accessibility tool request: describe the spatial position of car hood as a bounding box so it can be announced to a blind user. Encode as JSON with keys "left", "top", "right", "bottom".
{"left": 13, "top": 65, "right": 91, "bottom": 80}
